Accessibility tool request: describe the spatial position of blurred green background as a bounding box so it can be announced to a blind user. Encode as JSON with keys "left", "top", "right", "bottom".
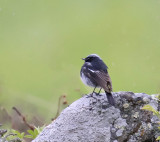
{"left": 0, "top": 0, "right": 160, "bottom": 122}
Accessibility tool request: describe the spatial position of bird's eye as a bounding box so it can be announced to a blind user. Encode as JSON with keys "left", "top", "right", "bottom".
{"left": 85, "top": 57, "right": 92, "bottom": 62}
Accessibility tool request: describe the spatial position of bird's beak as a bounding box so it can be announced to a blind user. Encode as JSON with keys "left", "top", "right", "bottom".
{"left": 81, "top": 58, "right": 85, "bottom": 60}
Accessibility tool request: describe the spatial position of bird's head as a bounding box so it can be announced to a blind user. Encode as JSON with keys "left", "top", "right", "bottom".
{"left": 82, "top": 54, "right": 102, "bottom": 63}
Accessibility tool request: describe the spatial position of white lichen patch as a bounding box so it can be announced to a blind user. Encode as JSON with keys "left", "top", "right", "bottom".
{"left": 123, "top": 103, "right": 129, "bottom": 108}
{"left": 143, "top": 97, "right": 150, "bottom": 103}
{"left": 114, "top": 118, "right": 127, "bottom": 129}
{"left": 147, "top": 123, "right": 152, "bottom": 129}
{"left": 132, "top": 112, "right": 139, "bottom": 118}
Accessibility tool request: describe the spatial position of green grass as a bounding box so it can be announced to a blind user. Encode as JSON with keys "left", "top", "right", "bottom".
{"left": 0, "top": 0, "right": 160, "bottom": 122}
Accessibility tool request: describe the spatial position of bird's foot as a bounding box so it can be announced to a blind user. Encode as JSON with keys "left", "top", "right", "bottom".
{"left": 95, "top": 92, "right": 102, "bottom": 96}
{"left": 86, "top": 92, "right": 96, "bottom": 98}
{"left": 86, "top": 94, "right": 92, "bottom": 98}
{"left": 86, "top": 93, "right": 98, "bottom": 103}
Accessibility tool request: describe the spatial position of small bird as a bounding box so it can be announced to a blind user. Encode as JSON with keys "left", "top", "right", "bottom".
{"left": 80, "top": 54, "right": 115, "bottom": 106}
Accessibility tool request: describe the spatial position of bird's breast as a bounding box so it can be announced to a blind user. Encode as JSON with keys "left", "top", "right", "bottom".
{"left": 80, "top": 72, "right": 95, "bottom": 88}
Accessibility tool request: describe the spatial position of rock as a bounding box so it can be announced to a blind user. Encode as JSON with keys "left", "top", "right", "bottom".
{"left": 32, "top": 91, "right": 160, "bottom": 142}
{"left": 0, "top": 124, "right": 21, "bottom": 142}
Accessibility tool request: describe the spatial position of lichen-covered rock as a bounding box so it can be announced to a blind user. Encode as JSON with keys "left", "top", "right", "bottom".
{"left": 32, "top": 91, "right": 160, "bottom": 142}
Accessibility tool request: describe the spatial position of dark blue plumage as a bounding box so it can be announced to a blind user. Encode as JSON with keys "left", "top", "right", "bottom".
{"left": 80, "top": 54, "right": 115, "bottom": 106}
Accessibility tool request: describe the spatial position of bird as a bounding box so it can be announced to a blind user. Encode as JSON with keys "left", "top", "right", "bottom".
{"left": 80, "top": 54, "right": 115, "bottom": 106}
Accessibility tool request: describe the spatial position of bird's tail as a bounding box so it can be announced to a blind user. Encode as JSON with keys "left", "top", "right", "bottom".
{"left": 105, "top": 91, "right": 115, "bottom": 106}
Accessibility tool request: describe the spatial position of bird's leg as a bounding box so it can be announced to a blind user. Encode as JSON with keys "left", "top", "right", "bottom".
{"left": 95, "top": 88, "right": 102, "bottom": 96}
{"left": 86, "top": 86, "right": 97, "bottom": 98}
{"left": 97, "top": 88, "right": 102, "bottom": 95}
{"left": 91, "top": 86, "right": 97, "bottom": 96}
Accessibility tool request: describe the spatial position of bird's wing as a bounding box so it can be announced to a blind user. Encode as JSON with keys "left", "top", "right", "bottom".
{"left": 88, "top": 68, "right": 112, "bottom": 93}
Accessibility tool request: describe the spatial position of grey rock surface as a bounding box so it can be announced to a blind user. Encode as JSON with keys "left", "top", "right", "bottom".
{"left": 32, "top": 92, "right": 160, "bottom": 142}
